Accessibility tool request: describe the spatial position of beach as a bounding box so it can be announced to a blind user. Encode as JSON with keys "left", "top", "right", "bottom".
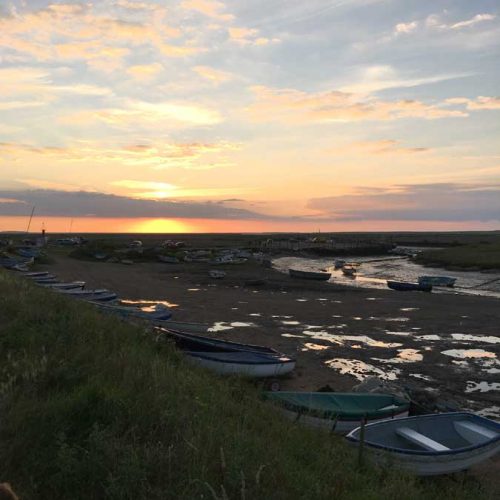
{"left": 46, "top": 251, "right": 500, "bottom": 418}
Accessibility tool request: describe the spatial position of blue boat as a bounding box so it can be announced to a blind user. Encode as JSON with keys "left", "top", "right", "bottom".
{"left": 418, "top": 276, "right": 456, "bottom": 287}
{"left": 184, "top": 350, "right": 296, "bottom": 378}
{"left": 346, "top": 412, "right": 500, "bottom": 476}
{"left": 387, "top": 280, "right": 432, "bottom": 292}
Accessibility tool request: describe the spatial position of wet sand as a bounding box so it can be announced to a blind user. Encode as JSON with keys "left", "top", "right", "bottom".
{"left": 45, "top": 254, "right": 500, "bottom": 414}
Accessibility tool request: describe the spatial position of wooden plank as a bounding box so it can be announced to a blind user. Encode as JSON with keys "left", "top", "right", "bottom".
{"left": 396, "top": 427, "right": 450, "bottom": 452}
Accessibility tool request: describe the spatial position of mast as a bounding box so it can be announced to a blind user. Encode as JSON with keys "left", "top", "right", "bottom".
{"left": 26, "top": 206, "right": 35, "bottom": 233}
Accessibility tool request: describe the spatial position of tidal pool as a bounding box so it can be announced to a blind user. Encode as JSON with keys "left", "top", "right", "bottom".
{"left": 451, "top": 334, "right": 500, "bottom": 344}
{"left": 325, "top": 358, "right": 400, "bottom": 381}
{"left": 465, "top": 381, "right": 500, "bottom": 393}
{"left": 442, "top": 349, "right": 496, "bottom": 359}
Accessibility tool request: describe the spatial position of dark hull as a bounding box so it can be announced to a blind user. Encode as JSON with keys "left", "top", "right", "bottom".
{"left": 289, "top": 269, "right": 331, "bottom": 281}
{"left": 387, "top": 281, "right": 432, "bottom": 292}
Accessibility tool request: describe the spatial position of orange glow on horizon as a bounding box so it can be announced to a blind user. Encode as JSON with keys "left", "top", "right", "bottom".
{"left": 0, "top": 216, "right": 498, "bottom": 234}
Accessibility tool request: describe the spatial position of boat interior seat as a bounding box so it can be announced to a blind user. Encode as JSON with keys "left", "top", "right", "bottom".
{"left": 395, "top": 427, "right": 450, "bottom": 452}
{"left": 454, "top": 421, "right": 498, "bottom": 443}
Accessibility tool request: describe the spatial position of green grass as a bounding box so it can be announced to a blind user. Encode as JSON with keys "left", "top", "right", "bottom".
{"left": 415, "top": 242, "right": 500, "bottom": 269}
{"left": 0, "top": 271, "right": 491, "bottom": 499}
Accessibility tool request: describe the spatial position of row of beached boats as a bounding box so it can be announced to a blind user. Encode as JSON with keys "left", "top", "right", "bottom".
{"left": 3, "top": 259, "right": 497, "bottom": 476}
{"left": 288, "top": 263, "right": 457, "bottom": 293}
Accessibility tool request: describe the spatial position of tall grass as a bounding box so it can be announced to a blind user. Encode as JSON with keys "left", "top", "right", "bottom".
{"left": 416, "top": 243, "right": 500, "bottom": 269}
{"left": 0, "top": 271, "right": 489, "bottom": 499}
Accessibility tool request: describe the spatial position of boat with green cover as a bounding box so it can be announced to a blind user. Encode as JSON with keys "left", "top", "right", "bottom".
{"left": 265, "top": 392, "right": 409, "bottom": 433}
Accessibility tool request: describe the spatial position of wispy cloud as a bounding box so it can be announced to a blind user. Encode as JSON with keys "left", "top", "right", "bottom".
{"left": 193, "top": 65, "right": 234, "bottom": 83}
{"left": 248, "top": 85, "right": 468, "bottom": 123}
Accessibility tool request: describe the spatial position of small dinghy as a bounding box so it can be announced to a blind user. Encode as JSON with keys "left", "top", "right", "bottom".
{"left": 265, "top": 392, "right": 409, "bottom": 434}
{"left": 22, "top": 271, "right": 49, "bottom": 278}
{"left": 184, "top": 350, "right": 296, "bottom": 378}
{"left": 59, "top": 289, "right": 118, "bottom": 302}
{"left": 40, "top": 281, "right": 86, "bottom": 290}
{"left": 418, "top": 276, "right": 456, "bottom": 287}
{"left": 158, "top": 328, "right": 281, "bottom": 355}
{"left": 346, "top": 412, "right": 500, "bottom": 476}
{"left": 289, "top": 269, "right": 331, "bottom": 281}
{"left": 90, "top": 301, "right": 172, "bottom": 321}
{"left": 31, "top": 274, "right": 58, "bottom": 283}
{"left": 387, "top": 280, "right": 432, "bottom": 292}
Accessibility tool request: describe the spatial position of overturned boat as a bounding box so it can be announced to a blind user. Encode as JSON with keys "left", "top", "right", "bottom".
{"left": 265, "top": 392, "right": 409, "bottom": 434}
{"left": 346, "top": 412, "right": 500, "bottom": 476}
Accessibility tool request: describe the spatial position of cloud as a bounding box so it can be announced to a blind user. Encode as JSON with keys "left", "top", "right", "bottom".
{"left": 0, "top": 189, "right": 270, "bottom": 220}
{"left": 228, "top": 26, "right": 280, "bottom": 46}
{"left": 434, "top": 13, "right": 496, "bottom": 30}
{"left": 193, "top": 65, "right": 234, "bottom": 83}
{"left": 181, "top": 0, "right": 234, "bottom": 21}
{"left": 0, "top": 2, "right": 198, "bottom": 70}
{"left": 126, "top": 63, "right": 163, "bottom": 81}
{"left": 59, "top": 99, "right": 224, "bottom": 131}
{"left": 0, "top": 100, "right": 46, "bottom": 110}
{"left": 445, "top": 96, "right": 500, "bottom": 110}
{"left": 338, "top": 65, "right": 470, "bottom": 95}
{"left": 331, "top": 140, "right": 431, "bottom": 155}
{"left": 307, "top": 183, "right": 500, "bottom": 222}
{"left": 395, "top": 21, "right": 418, "bottom": 34}
{"left": 248, "top": 85, "right": 468, "bottom": 123}
{"left": 0, "top": 140, "right": 240, "bottom": 171}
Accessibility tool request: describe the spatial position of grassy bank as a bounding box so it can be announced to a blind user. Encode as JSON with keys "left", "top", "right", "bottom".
{"left": 415, "top": 243, "right": 500, "bottom": 270}
{"left": 0, "top": 272, "right": 488, "bottom": 499}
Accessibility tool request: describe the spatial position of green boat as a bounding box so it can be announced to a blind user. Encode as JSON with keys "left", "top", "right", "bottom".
{"left": 265, "top": 392, "right": 409, "bottom": 433}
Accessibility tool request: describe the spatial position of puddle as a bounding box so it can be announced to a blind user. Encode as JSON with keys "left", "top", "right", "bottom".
{"left": 272, "top": 315, "right": 293, "bottom": 319}
{"left": 231, "top": 307, "right": 238, "bottom": 310}
{"left": 476, "top": 406, "right": 500, "bottom": 419}
{"left": 303, "top": 332, "right": 402, "bottom": 348}
{"left": 187, "top": 288, "right": 200, "bottom": 292}
{"left": 249, "top": 313, "right": 261, "bottom": 317}
{"left": 317, "top": 298, "right": 328, "bottom": 301}
{"left": 400, "top": 307, "right": 419, "bottom": 312}
{"left": 451, "top": 334, "right": 500, "bottom": 344}
{"left": 281, "top": 333, "right": 306, "bottom": 338}
{"left": 465, "top": 381, "right": 500, "bottom": 393}
{"left": 368, "top": 317, "right": 410, "bottom": 322}
{"left": 385, "top": 331, "right": 411, "bottom": 336}
{"left": 442, "top": 349, "right": 496, "bottom": 359}
{"left": 302, "top": 343, "right": 330, "bottom": 351}
{"left": 209, "top": 321, "right": 255, "bottom": 332}
{"left": 296, "top": 299, "right": 308, "bottom": 302}
{"left": 416, "top": 335, "right": 441, "bottom": 341}
{"left": 332, "top": 315, "right": 342, "bottom": 318}
{"left": 281, "top": 320, "right": 300, "bottom": 325}
{"left": 325, "top": 358, "right": 400, "bottom": 381}
{"left": 373, "top": 349, "right": 423, "bottom": 364}
{"left": 304, "top": 325, "right": 324, "bottom": 330}
{"left": 352, "top": 317, "right": 363, "bottom": 321}
{"left": 482, "top": 359, "right": 500, "bottom": 374}
{"left": 120, "top": 299, "right": 179, "bottom": 310}
{"left": 366, "top": 297, "right": 381, "bottom": 301}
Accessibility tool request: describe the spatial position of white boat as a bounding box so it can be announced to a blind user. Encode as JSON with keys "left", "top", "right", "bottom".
{"left": 346, "top": 412, "right": 500, "bottom": 476}
{"left": 184, "top": 351, "right": 296, "bottom": 378}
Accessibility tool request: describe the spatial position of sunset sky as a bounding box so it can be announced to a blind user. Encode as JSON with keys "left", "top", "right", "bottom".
{"left": 1, "top": 0, "right": 499, "bottom": 233}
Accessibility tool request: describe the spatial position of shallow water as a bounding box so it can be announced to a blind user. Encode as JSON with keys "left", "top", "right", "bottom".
{"left": 273, "top": 255, "right": 500, "bottom": 298}
{"left": 120, "top": 299, "right": 179, "bottom": 309}
{"left": 325, "top": 358, "right": 400, "bottom": 381}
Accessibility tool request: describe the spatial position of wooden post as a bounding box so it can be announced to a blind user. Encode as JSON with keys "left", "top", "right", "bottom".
{"left": 357, "top": 417, "right": 366, "bottom": 469}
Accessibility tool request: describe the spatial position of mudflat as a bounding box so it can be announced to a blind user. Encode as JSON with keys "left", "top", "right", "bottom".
{"left": 44, "top": 253, "right": 500, "bottom": 416}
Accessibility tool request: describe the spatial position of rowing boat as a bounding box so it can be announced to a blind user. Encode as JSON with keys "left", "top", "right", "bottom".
{"left": 264, "top": 392, "right": 409, "bottom": 433}
{"left": 387, "top": 280, "right": 432, "bottom": 292}
{"left": 346, "top": 412, "right": 500, "bottom": 475}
